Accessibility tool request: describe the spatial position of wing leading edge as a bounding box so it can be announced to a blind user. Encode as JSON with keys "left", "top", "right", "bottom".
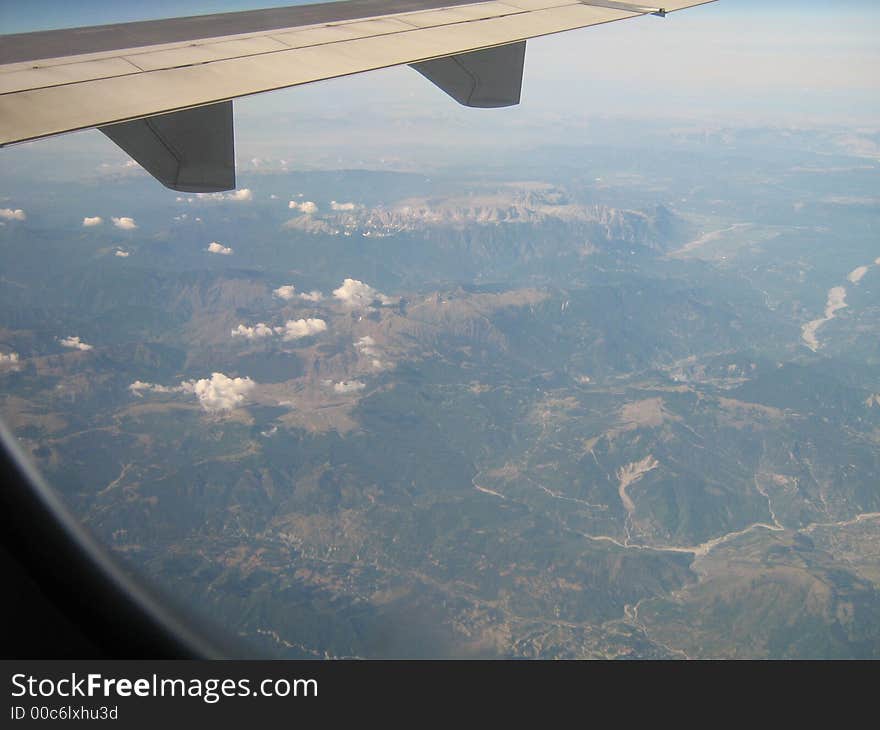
{"left": 0, "top": 0, "right": 716, "bottom": 191}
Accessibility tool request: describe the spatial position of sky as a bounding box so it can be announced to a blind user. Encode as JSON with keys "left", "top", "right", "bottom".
{"left": 2, "top": 1, "right": 877, "bottom": 123}
{"left": 0, "top": 1, "right": 878, "bottom": 177}
{"left": 1, "top": 0, "right": 877, "bottom": 31}
{"left": 522, "top": 1, "right": 880, "bottom": 123}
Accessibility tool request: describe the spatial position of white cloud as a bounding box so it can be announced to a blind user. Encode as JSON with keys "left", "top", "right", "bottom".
{"left": 330, "top": 201, "right": 359, "bottom": 211}
{"left": 82, "top": 216, "right": 103, "bottom": 227}
{"left": 273, "top": 285, "right": 297, "bottom": 300}
{"left": 230, "top": 318, "right": 327, "bottom": 342}
{"left": 355, "top": 335, "right": 391, "bottom": 370}
{"left": 99, "top": 159, "right": 142, "bottom": 175}
{"left": 129, "top": 380, "right": 181, "bottom": 395}
{"left": 231, "top": 322, "right": 275, "bottom": 339}
{"left": 847, "top": 266, "right": 869, "bottom": 283}
{"left": 114, "top": 249, "right": 130, "bottom": 258}
{"left": 333, "top": 380, "right": 366, "bottom": 394}
{"left": 0, "top": 352, "right": 19, "bottom": 364}
{"left": 207, "top": 241, "right": 233, "bottom": 255}
{"left": 289, "top": 200, "right": 318, "bottom": 214}
{"left": 355, "top": 335, "right": 377, "bottom": 352}
{"left": 332, "top": 278, "right": 397, "bottom": 308}
{"left": 278, "top": 318, "right": 327, "bottom": 341}
{"left": 181, "top": 372, "right": 255, "bottom": 412}
{"left": 226, "top": 188, "right": 252, "bottom": 201}
{"left": 0, "top": 208, "right": 26, "bottom": 221}
{"left": 275, "top": 284, "right": 324, "bottom": 302}
{"left": 60, "top": 336, "right": 93, "bottom": 351}
{"left": 131, "top": 373, "right": 255, "bottom": 412}
{"left": 111, "top": 216, "right": 137, "bottom": 230}
{"left": 179, "top": 188, "right": 252, "bottom": 203}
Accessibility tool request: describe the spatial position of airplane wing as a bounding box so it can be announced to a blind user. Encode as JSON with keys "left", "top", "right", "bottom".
{"left": 0, "top": 0, "right": 715, "bottom": 191}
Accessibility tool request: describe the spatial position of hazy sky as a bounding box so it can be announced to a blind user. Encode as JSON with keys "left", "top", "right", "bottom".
{"left": 0, "top": 1, "right": 878, "bottom": 178}
{"left": 2, "top": 1, "right": 876, "bottom": 125}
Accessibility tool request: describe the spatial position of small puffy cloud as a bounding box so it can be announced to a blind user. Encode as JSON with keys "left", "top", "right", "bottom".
{"left": 278, "top": 318, "right": 327, "bottom": 341}
{"left": 60, "top": 336, "right": 93, "bottom": 351}
{"left": 181, "top": 372, "right": 255, "bottom": 412}
{"left": 129, "top": 380, "right": 180, "bottom": 395}
{"left": 0, "top": 208, "right": 26, "bottom": 221}
{"left": 131, "top": 373, "right": 255, "bottom": 412}
{"left": 355, "top": 335, "right": 390, "bottom": 370}
{"left": 330, "top": 201, "right": 359, "bottom": 211}
{"left": 333, "top": 380, "right": 365, "bottom": 394}
{"left": 0, "top": 352, "right": 19, "bottom": 364}
{"left": 178, "top": 189, "right": 252, "bottom": 203}
{"left": 98, "top": 159, "right": 141, "bottom": 175}
{"left": 231, "top": 318, "right": 327, "bottom": 342}
{"left": 111, "top": 216, "right": 137, "bottom": 230}
{"left": 231, "top": 322, "right": 275, "bottom": 339}
{"left": 114, "top": 249, "right": 130, "bottom": 257}
{"left": 332, "top": 278, "right": 397, "bottom": 308}
{"left": 275, "top": 284, "right": 324, "bottom": 303}
{"left": 82, "top": 216, "right": 103, "bottom": 227}
{"left": 273, "top": 285, "right": 297, "bottom": 300}
{"left": 226, "top": 188, "right": 252, "bottom": 201}
{"left": 289, "top": 200, "right": 318, "bottom": 214}
{"left": 355, "top": 336, "right": 378, "bottom": 356}
{"left": 207, "top": 241, "right": 233, "bottom": 255}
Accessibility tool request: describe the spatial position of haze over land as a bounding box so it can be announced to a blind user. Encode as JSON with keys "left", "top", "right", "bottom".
{"left": 2, "top": 114, "right": 879, "bottom": 657}
{"left": 1, "top": 0, "right": 879, "bottom": 658}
